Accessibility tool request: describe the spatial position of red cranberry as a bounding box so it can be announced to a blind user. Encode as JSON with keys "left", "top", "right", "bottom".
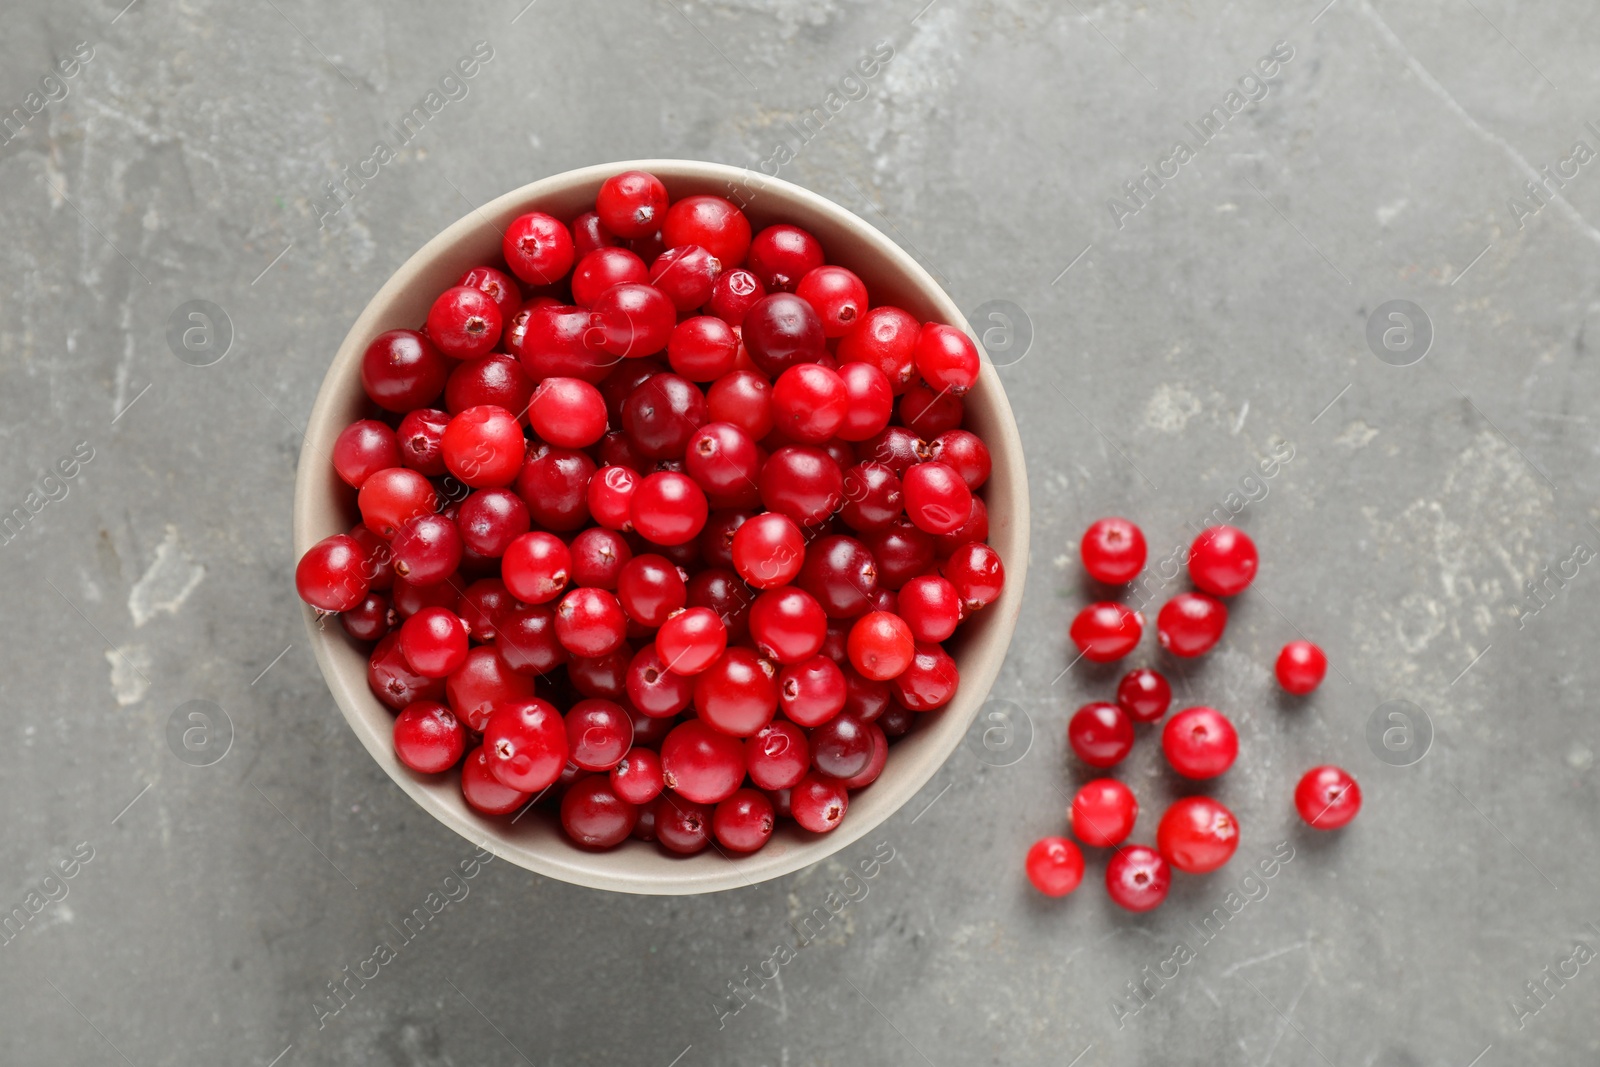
{"left": 392, "top": 702, "right": 466, "bottom": 774}
{"left": 943, "top": 542, "right": 1004, "bottom": 613}
{"left": 831, "top": 362, "right": 894, "bottom": 443}
{"left": 588, "top": 465, "right": 639, "bottom": 532}
{"left": 1025, "top": 837, "right": 1085, "bottom": 897}
{"left": 555, "top": 587, "right": 628, "bottom": 658}
{"left": 660, "top": 720, "right": 746, "bottom": 804}
{"left": 685, "top": 421, "right": 759, "bottom": 498}
{"left": 456, "top": 578, "right": 513, "bottom": 643}
{"left": 630, "top": 472, "right": 708, "bottom": 547}
{"left": 699, "top": 508, "right": 752, "bottom": 569}
{"left": 567, "top": 644, "right": 632, "bottom": 700}
{"left": 571, "top": 247, "right": 648, "bottom": 308}
{"left": 667, "top": 316, "right": 740, "bottom": 381}
{"left": 899, "top": 380, "right": 963, "bottom": 438}
{"left": 749, "top": 586, "right": 828, "bottom": 665}
{"left": 516, "top": 304, "right": 614, "bottom": 383}
{"left": 1161, "top": 706, "right": 1238, "bottom": 779}
{"left": 686, "top": 567, "right": 755, "bottom": 642}
{"left": 927, "top": 430, "right": 990, "bottom": 489}
{"left": 571, "top": 211, "right": 618, "bottom": 256}
{"left": 446, "top": 645, "right": 536, "bottom": 731}
{"left": 896, "top": 575, "right": 961, "bottom": 642}
{"left": 707, "top": 268, "right": 765, "bottom": 325}
{"left": 656, "top": 607, "right": 728, "bottom": 675}
{"left": 1156, "top": 593, "right": 1227, "bottom": 657}
{"left": 587, "top": 282, "right": 676, "bottom": 359}
{"left": 759, "top": 445, "right": 843, "bottom": 526}
{"left": 747, "top": 224, "right": 824, "bottom": 292}
{"left": 662, "top": 194, "right": 752, "bottom": 268}
{"left": 565, "top": 697, "right": 633, "bottom": 771}
{"left": 482, "top": 698, "right": 567, "bottom": 791}
{"left": 712, "top": 789, "right": 775, "bottom": 853}
{"left": 560, "top": 776, "right": 638, "bottom": 849}
{"left": 1068, "top": 702, "right": 1135, "bottom": 768}
{"left": 611, "top": 747, "right": 665, "bottom": 805}
{"left": 809, "top": 711, "right": 872, "bottom": 779}
{"left": 1071, "top": 779, "right": 1138, "bottom": 847}
{"left": 770, "top": 363, "right": 848, "bottom": 444}
{"left": 625, "top": 644, "right": 695, "bottom": 719}
{"left": 1157, "top": 796, "right": 1240, "bottom": 874}
{"left": 1069, "top": 602, "right": 1142, "bottom": 662}
{"left": 913, "top": 323, "right": 980, "bottom": 395}
{"left": 836, "top": 722, "right": 888, "bottom": 789}
{"left": 860, "top": 425, "right": 924, "bottom": 475}
{"left": 569, "top": 528, "right": 632, "bottom": 590}
{"left": 706, "top": 369, "right": 775, "bottom": 440}
{"left": 777, "top": 654, "right": 847, "bottom": 728}
{"left": 742, "top": 293, "right": 826, "bottom": 376}
{"left": 790, "top": 774, "right": 848, "bottom": 833}
{"left": 368, "top": 632, "right": 446, "bottom": 710}
{"left": 427, "top": 285, "right": 502, "bottom": 360}
{"left": 596, "top": 170, "right": 670, "bottom": 239}
{"left": 497, "top": 604, "right": 567, "bottom": 676}
{"left": 441, "top": 405, "right": 526, "bottom": 488}
{"left": 1295, "top": 765, "right": 1361, "bottom": 829}
{"left": 358, "top": 468, "right": 436, "bottom": 539}
{"left": 296, "top": 534, "right": 370, "bottom": 612}
{"left": 798, "top": 534, "right": 879, "bottom": 619}
{"left": 1080, "top": 517, "right": 1147, "bottom": 584}
{"left": 653, "top": 794, "right": 714, "bottom": 854}
{"left": 390, "top": 573, "right": 460, "bottom": 620}
{"left": 839, "top": 306, "right": 919, "bottom": 393}
{"left": 1189, "top": 525, "right": 1258, "bottom": 596}
{"left": 347, "top": 524, "right": 394, "bottom": 591}
{"left": 460, "top": 746, "right": 531, "bottom": 816}
{"left": 398, "top": 606, "right": 470, "bottom": 679}
{"left": 745, "top": 720, "right": 810, "bottom": 790}
{"left": 515, "top": 444, "right": 596, "bottom": 532}
{"left": 501, "top": 531, "right": 571, "bottom": 605}
{"left": 332, "top": 420, "right": 401, "bottom": 488}
{"left": 841, "top": 665, "right": 891, "bottom": 722}
{"left": 839, "top": 463, "right": 904, "bottom": 533}
{"left": 1116, "top": 668, "right": 1172, "bottom": 723}
{"left": 396, "top": 407, "right": 451, "bottom": 476}
{"left": 863, "top": 519, "right": 936, "bottom": 590}
{"left": 457, "top": 265, "right": 520, "bottom": 319}
{"left": 1276, "top": 640, "right": 1327, "bottom": 694}
{"left": 456, "top": 489, "right": 530, "bottom": 559}
{"left": 390, "top": 513, "right": 463, "bottom": 586}
{"left": 361, "top": 329, "right": 449, "bottom": 412}
{"left": 617, "top": 553, "right": 688, "bottom": 627}
{"left": 889, "top": 641, "right": 958, "bottom": 711}
{"left": 1106, "top": 845, "right": 1170, "bottom": 912}
{"left": 650, "top": 244, "right": 722, "bottom": 312}
{"left": 692, "top": 647, "right": 778, "bottom": 737}
{"left": 795, "top": 265, "right": 867, "bottom": 337}
{"left": 502, "top": 211, "right": 575, "bottom": 285}
{"left": 341, "top": 592, "right": 395, "bottom": 642}
{"left": 878, "top": 704, "right": 914, "bottom": 737}
{"left": 528, "top": 377, "right": 607, "bottom": 448}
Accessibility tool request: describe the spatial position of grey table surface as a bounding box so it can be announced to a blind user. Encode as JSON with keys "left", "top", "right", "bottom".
{"left": 3, "top": 0, "right": 1598, "bottom": 1064}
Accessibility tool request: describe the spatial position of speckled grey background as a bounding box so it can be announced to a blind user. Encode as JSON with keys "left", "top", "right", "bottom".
{"left": 3, "top": 0, "right": 1598, "bottom": 1064}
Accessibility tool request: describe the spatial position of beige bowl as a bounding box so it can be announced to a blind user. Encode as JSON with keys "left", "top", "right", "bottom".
{"left": 294, "top": 160, "right": 1030, "bottom": 894}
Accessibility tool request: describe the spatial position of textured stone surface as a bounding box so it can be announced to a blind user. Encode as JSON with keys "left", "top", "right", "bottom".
{"left": 2, "top": 1, "right": 1598, "bottom": 1064}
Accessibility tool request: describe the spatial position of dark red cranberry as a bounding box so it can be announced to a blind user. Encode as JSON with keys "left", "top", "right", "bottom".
{"left": 742, "top": 293, "right": 826, "bottom": 376}
{"left": 798, "top": 534, "right": 878, "bottom": 618}
{"left": 361, "top": 329, "right": 449, "bottom": 412}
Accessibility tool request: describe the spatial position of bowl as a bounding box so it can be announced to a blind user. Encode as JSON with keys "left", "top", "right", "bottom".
{"left": 293, "top": 159, "right": 1030, "bottom": 894}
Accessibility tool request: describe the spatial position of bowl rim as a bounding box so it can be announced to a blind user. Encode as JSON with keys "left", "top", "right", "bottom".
{"left": 293, "top": 159, "right": 1030, "bottom": 894}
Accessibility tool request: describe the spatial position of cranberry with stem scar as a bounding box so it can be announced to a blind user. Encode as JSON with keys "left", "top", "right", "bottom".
{"left": 1106, "top": 845, "right": 1171, "bottom": 912}
{"left": 1157, "top": 796, "right": 1240, "bottom": 874}
{"left": 1161, "top": 706, "right": 1238, "bottom": 779}
{"left": 482, "top": 698, "right": 567, "bottom": 792}
{"left": 393, "top": 702, "right": 466, "bottom": 774}
{"left": 1081, "top": 517, "right": 1147, "bottom": 585}
{"left": 1295, "top": 765, "right": 1361, "bottom": 829}
{"left": 660, "top": 719, "right": 746, "bottom": 804}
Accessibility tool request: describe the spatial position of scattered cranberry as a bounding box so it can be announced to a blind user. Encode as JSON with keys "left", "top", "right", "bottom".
{"left": 1157, "top": 796, "right": 1239, "bottom": 874}
{"left": 1276, "top": 640, "right": 1327, "bottom": 694}
{"left": 1189, "top": 525, "right": 1258, "bottom": 596}
{"left": 1068, "top": 702, "right": 1135, "bottom": 768}
{"left": 1071, "top": 778, "right": 1139, "bottom": 848}
{"left": 1025, "top": 836, "right": 1085, "bottom": 897}
{"left": 1161, "top": 706, "right": 1238, "bottom": 779}
{"left": 1080, "top": 517, "right": 1147, "bottom": 585}
{"left": 1070, "top": 602, "right": 1142, "bottom": 662}
{"left": 1157, "top": 593, "right": 1227, "bottom": 657}
{"left": 1115, "top": 668, "right": 1171, "bottom": 723}
{"left": 1105, "top": 845, "right": 1171, "bottom": 912}
{"left": 1295, "top": 765, "right": 1361, "bottom": 829}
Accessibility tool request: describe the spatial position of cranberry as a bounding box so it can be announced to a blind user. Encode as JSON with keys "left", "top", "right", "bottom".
{"left": 1295, "top": 765, "right": 1361, "bottom": 829}
{"left": 878, "top": 704, "right": 914, "bottom": 737}
{"left": 759, "top": 445, "right": 843, "bottom": 525}
{"left": 653, "top": 795, "right": 714, "bottom": 854}
{"left": 594, "top": 170, "right": 668, "bottom": 239}
{"left": 446, "top": 645, "right": 536, "bottom": 731}
{"left": 390, "top": 513, "right": 463, "bottom": 586}
{"left": 790, "top": 773, "right": 848, "bottom": 833}
{"left": 587, "top": 282, "right": 676, "bottom": 359}
{"left": 625, "top": 644, "right": 694, "bottom": 718}
{"left": 392, "top": 702, "right": 466, "bottom": 774}
{"left": 460, "top": 746, "right": 531, "bottom": 816}
{"left": 517, "top": 304, "right": 614, "bottom": 383}
{"left": 809, "top": 712, "right": 872, "bottom": 779}
{"left": 368, "top": 632, "right": 446, "bottom": 710}
{"left": 660, "top": 719, "right": 746, "bottom": 804}
{"left": 629, "top": 472, "right": 709, "bottom": 547}
{"left": 889, "top": 641, "right": 959, "bottom": 711}
{"left": 769, "top": 363, "right": 847, "bottom": 444}
{"left": 1156, "top": 593, "right": 1227, "bottom": 657}
{"left": 398, "top": 606, "right": 470, "bottom": 678}
{"left": 501, "top": 532, "right": 571, "bottom": 605}
{"left": 926, "top": 430, "right": 990, "bottom": 490}
{"left": 662, "top": 194, "right": 752, "bottom": 268}
{"left": 943, "top": 542, "right": 1004, "bottom": 613}
{"left": 296, "top": 534, "right": 370, "bottom": 612}
{"left": 913, "top": 323, "right": 981, "bottom": 395}
{"left": 686, "top": 567, "right": 755, "bottom": 642}
{"left": 1080, "top": 517, "right": 1146, "bottom": 585}
{"left": 571, "top": 247, "right": 648, "bottom": 307}
{"left": 728, "top": 511, "right": 801, "bottom": 589}
{"left": 650, "top": 244, "right": 722, "bottom": 312}
{"left": 458, "top": 265, "right": 519, "bottom": 319}
{"left": 794, "top": 265, "right": 867, "bottom": 337}
{"left": 496, "top": 604, "right": 567, "bottom": 676}
{"left": 565, "top": 697, "right": 633, "bottom": 771}
{"left": 456, "top": 489, "right": 530, "bottom": 559}
{"left": 617, "top": 554, "right": 688, "bottom": 627}
{"left": 708, "top": 268, "right": 765, "bottom": 325}
{"left": 1158, "top": 796, "right": 1240, "bottom": 874}
{"left": 396, "top": 407, "right": 451, "bottom": 476}
{"left": 427, "top": 285, "right": 502, "bottom": 360}
{"left": 860, "top": 425, "right": 924, "bottom": 475}
{"left": 864, "top": 519, "right": 936, "bottom": 590}
{"left": 441, "top": 405, "right": 526, "bottom": 488}
{"left": 706, "top": 369, "right": 775, "bottom": 440}
{"left": 843, "top": 609, "right": 917, "bottom": 687}
{"left": 667, "top": 316, "right": 740, "bottom": 381}
{"left": 555, "top": 587, "right": 629, "bottom": 658}
{"left": 571, "top": 211, "right": 618, "bottom": 256}
{"left": 341, "top": 592, "right": 395, "bottom": 642}
{"left": 745, "top": 720, "right": 810, "bottom": 790}
{"left": 569, "top": 528, "right": 632, "bottom": 590}
{"left": 656, "top": 606, "right": 727, "bottom": 675}
{"left": 560, "top": 776, "right": 638, "bottom": 849}
{"left": 1069, "top": 602, "right": 1142, "bottom": 662}
{"left": 1068, "top": 702, "right": 1134, "bottom": 768}
{"left": 1106, "top": 845, "right": 1171, "bottom": 912}
{"left": 836, "top": 722, "right": 889, "bottom": 789}
{"left": 899, "top": 380, "right": 963, "bottom": 438}
{"left": 742, "top": 293, "right": 826, "bottom": 376}
{"left": 528, "top": 377, "right": 607, "bottom": 448}
{"left": 1025, "top": 837, "right": 1085, "bottom": 897}
{"left": 1276, "top": 640, "right": 1327, "bottom": 694}
{"left": 699, "top": 509, "right": 752, "bottom": 569}
{"left": 611, "top": 748, "right": 665, "bottom": 805}
{"left": 685, "top": 421, "right": 759, "bottom": 498}
{"left": 839, "top": 463, "right": 904, "bottom": 533}
{"left": 1162, "top": 706, "right": 1238, "bottom": 779}
{"left": 502, "top": 211, "right": 575, "bottom": 285}
{"left": 482, "top": 698, "right": 567, "bottom": 791}
{"left": 567, "top": 644, "right": 632, "bottom": 700}
{"left": 1189, "top": 525, "right": 1258, "bottom": 596}
{"left": 749, "top": 587, "right": 827, "bottom": 665}
{"left": 713, "top": 789, "right": 775, "bottom": 853}
{"left": 622, "top": 373, "right": 706, "bottom": 460}
{"left": 390, "top": 573, "right": 461, "bottom": 619}
{"left": 1072, "top": 779, "right": 1138, "bottom": 848}
{"left": 777, "top": 654, "right": 847, "bottom": 728}
{"left": 747, "top": 224, "right": 825, "bottom": 292}
{"left": 515, "top": 445, "right": 596, "bottom": 532}
{"left": 358, "top": 468, "right": 436, "bottom": 539}
{"left": 456, "top": 578, "right": 513, "bottom": 643}
{"left": 587, "top": 465, "right": 639, "bottom": 531}
{"left": 798, "top": 535, "right": 878, "bottom": 619}
{"left": 1116, "top": 668, "right": 1172, "bottom": 723}
{"left": 332, "top": 421, "right": 401, "bottom": 489}
{"left": 889, "top": 575, "right": 957, "bottom": 643}
{"left": 347, "top": 524, "right": 395, "bottom": 591}
{"left": 839, "top": 306, "right": 918, "bottom": 392}
{"left": 361, "top": 329, "right": 449, "bottom": 412}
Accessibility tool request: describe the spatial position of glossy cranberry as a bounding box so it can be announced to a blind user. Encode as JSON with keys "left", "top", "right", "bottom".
{"left": 878, "top": 705, "right": 915, "bottom": 738}
{"left": 683, "top": 421, "right": 758, "bottom": 499}
{"left": 899, "top": 380, "right": 964, "bottom": 439}
{"left": 397, "top": 606, "right": 469, "bottom": 679}
{"left": 655, "top": 607, "right": 727, "bottom": 675}
{"left": 427, "top": 285, "right": 502, "bottom": 360}
{"left": 1072, "top": 779, "right": 1139, "bottom": 848}
{"left": 908, "top": 323, "right": 978, "bottom": 395}
{"left": 626, "top": 229, "right": 667, "bottom": 263}
{"left": 799, "top": 535, "right": 878, "bottom": 619}
{"left": 341, "top": 592, "right": 395, "bottom": 642}
{"left": 361, "top": 329, "right": 449, "bottom": 412}
{"left": 457, "top": 264, "right": 519, "bottom": 319}
{"left": 724, "top": 513, "right": 799, "bottom": 590}
{"left": 653, "top": 794, "right": 714, "bottom": 854}
{"left": 771, "top": 655, "right": 841, "bottom": 728}
{"left": 924, "top": 430, "right": 989, "bottom": 491}
{"left": 441, "top": 405, "right": 526, "bottom": 488}
{"left": 841, "top": 665, "right": 891, "bottom": 722}
{"left": 1025, "top": 837, "right": 1085, "bottom": 897}
{"left": 446, "top": 645, "right": 536, "bottom": 731}
{"left": 570, "top": 246, "right": 647, "bottom": 308}
{"left": 889, "top": 641, "right": 958, "bottom": 711}
{"left": 389, "top": 514, "right": 462, "bottom": 587}
{"left": 394, "top": 407, "right": 450, "bottom": 476}
{"left": 1070, "top": 602, "right": 1142, "bottom": 662}
{"left": 895, "top": 575, "right": 961, "bottom": 642}
{"left": 623, "top": 374, "right": 707, "bottom": 460}
{"left": 367, "top": 632, "right": 446, "bottom": 710}
{"left": 527, "top": 377, "right": 607, "bottom": 449}
{"left": 567, "top": 644, "right": 632, "bottom": 700}
{"left": 566, "top": 529, "right": 629, "bottom": 591}
{"left": 749, "top": 587, "right": 827, "bottom": 665}
{"left": 447, "top": 491, "right": 525, "bottom": 562}
{"left": 1106, "top": 845, "right": 1171, "bottom": 912}
{"left": 563, "top": 698, "right": 633, "bottom": 772}
{"left": 1296, "top": 765, "right": 1362, "bottom": 829}
{"left": 491, "top": 605, "right": 563, "bottom": 678}
{"left": 587, "top": 282, "right": 676, "bottom": 359}
{"left": 501, "top": 298, "right": 548, "bottom": 357}
{"left": 390, "top": 573, "right": 461, "bottom": 619}
{"left": 1116, "top": 668, "right": 1172, "bottom": 723}
{"left": 555, "top": 587, "right": 628, "bottom": 658}
{"left": 454, "top": 578, "right": 511, "bottom": 643}
{"left": 711, "top": 789, "right": 774, "bottom": 853}
{"left": 690, "top": 649, "right": 775, "bottom": 738}
{"left": 686, "top": 567, "right": 755, "bottom": 642}
{"left": 899, "top": 461, "right": 969, "bottom": 536}
{"left": 1276, "top": 640, "right": 1327, "bottom": 694}
{"left": 392, "top": 702, "right": 466, "bottom": 774}
{"left": 943, "top": 542, "right": 1004, "bottom": 612}
{"left": 1157, "top": 796, "right": 1240, "bottom": 874}
{"left": 347, "top": 524, "right": 395, "bottom": 591}
{"left": 837, "top": 721, "right": 889, "bottom": 789}
{"left": 742, "top": 293, "right": 826, "bottom": 376}
{"left": 793, "top": 264, "right": 867, "bottom": 337}
{"left": 666, "top": 316, "right": 740, "bottom": 381}
{"left": 747, "top": 224, "right": 824, "bottom": 292}
{"left": 1162, "top": 706, "right": 1238, "bottom": 779}
{"left": 358, "top": 468, "right": 436, "bottom": 539}
{"left": 332, "top": 420, "right": 400, "bottom": 489}
{"left": 1069, "top": 702, "right": 1135, "bottom": 768}
{"left": 516, "top": 304, "right": 614, "bottom": 383}
{"left": 837, "top": 308, "right": 916, "bottom": 393}
{"left": 863, "top": 519, "right": 936, "bottom": 591}
{"left": 1189, "top": 525, "right": 1258, "bottom": 596}
{"left": 809, "top": 712, "right": 872, "bottom": 779}
{"left": 743, "top": 720, "right": 808, "bottom": 791}
{"left": 515, "top": 444, "right": 596, "bottom": 532}
{"left": 460, "top": 746, "right": 531, "bottom": 815}
{"left": 560, "top": 776, "right": 637, "bottom": 849}
{"left": 839, "top": 463, "right": 904, "bottom": 533}
{"left": 759, "top": 445, "right": 843, "bottom": 526}
{"left": 816, "top": 364, "right": 891, "bottom": 448}
{"left": 502, "top": 211, "right": 575, "bottom": 285}
{"left": 790, "top": 774, "right": 848, "bottom": 833}
{"left": 576, "top": 469, "right": 632, "bottom": 534}
{"left": 660, "top": 720, "right": 746, "bottom": 804}
{"left": 501, "top": 532, "right": 571, "bottom": 604}
{"left": 596, "top": 170, "right": 669, "bottom": 239}
{"left": 663, "top": 194, "right": 752, "bottom": 267}
{"left": 859, "top": 425, "right": 924, "bottom": 476}
{"left": 936, "top": 496, "right": 991, "bottom": 554}
{"left": 480, "top": 697, "right": 567, "bottom": 792}
{"left": 770, "top": 363, "right": 848, "bottom": 444}
{"left": 1157, "top": 593, "right": 1227, "bottom": 657}
{"left": 620, "top": 645, "right": 690, "bottom": 720}
{"left": 615, "top": 553, "right": 687, "bottom": 627}
{"left": 570, "top": 211, "right": 618, "bottom": 256}
{"left": 611, "top": 748, "right": 665, "bottom": 805}
{"left": 707, "top": 268, "right": 765, "bottom": 324}
{"left": 296, "top": 534, "right": 370, "bottom": 612}
{"left": 705, "top": 369, "right": 774, "bottom": 439}
{"left": 1080, "top": 517, "right": 1146, "bottom": 584}
{"left": 650, "top": 244, "right": 722, "bottom": 312}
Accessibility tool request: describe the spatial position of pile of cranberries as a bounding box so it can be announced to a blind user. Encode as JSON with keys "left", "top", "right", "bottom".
{"left": 295, "top": 169, "right": 1006, "bottom": 857}
{"left": 1027, "top": 519, "right": 1359, "bottom": 907}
